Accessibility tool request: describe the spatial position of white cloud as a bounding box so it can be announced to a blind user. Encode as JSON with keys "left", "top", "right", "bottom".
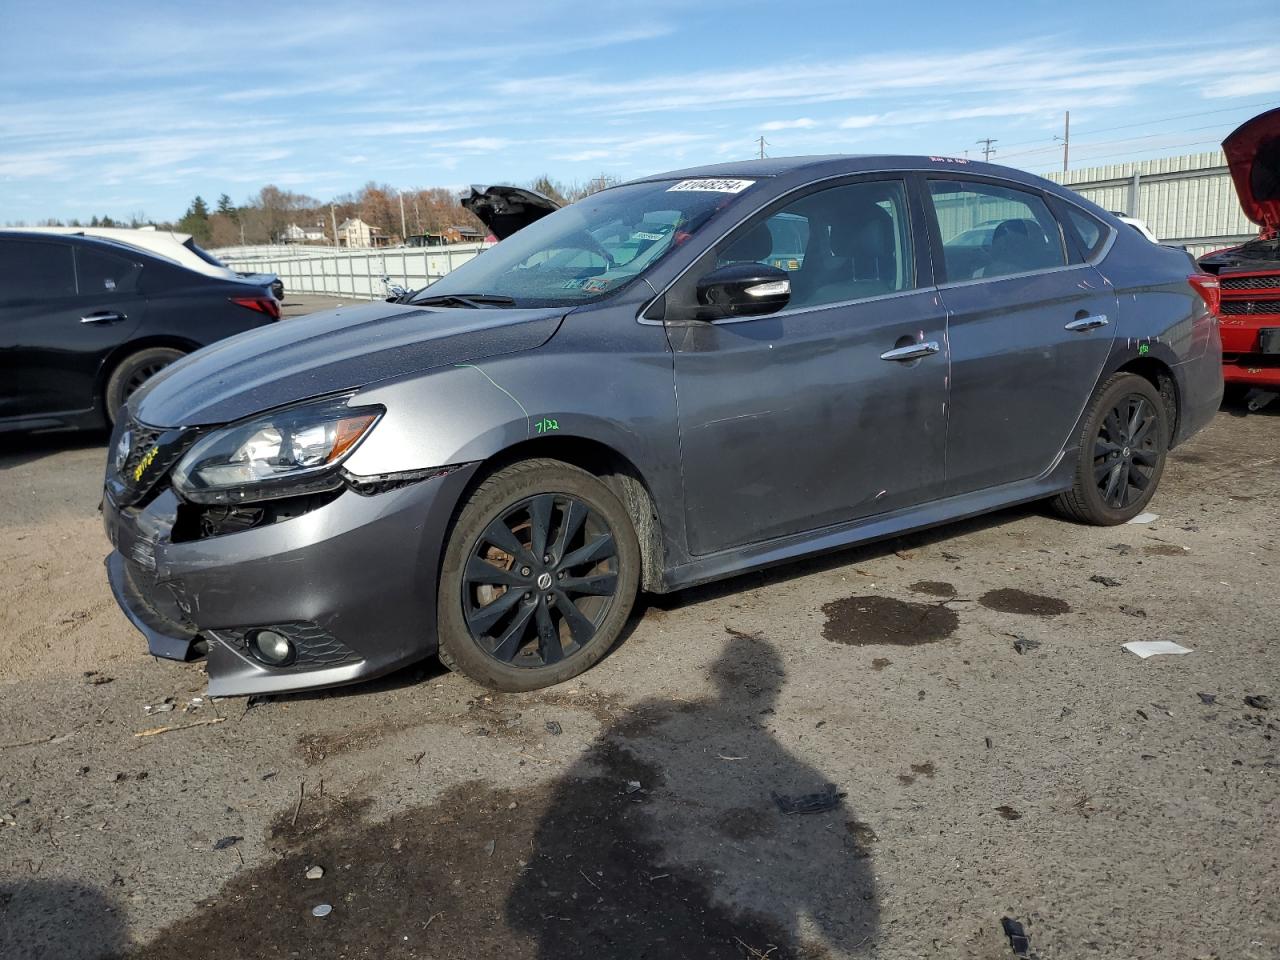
{"left": 839, "top": 114, "right": 881, "bottom": 129}
{"left": 761, "top": 118, "right": 817, "bottom": 131}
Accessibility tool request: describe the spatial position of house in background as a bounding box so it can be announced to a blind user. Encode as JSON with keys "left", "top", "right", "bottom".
{"left": 444, "top": 224, "right": 485, "bottom": 244}
{"left": 282, "top": 222, "right": 327, "bottom": 243}
{"left": 336, "top": 217, "right": 377, "bottom": 248}
{"left": 404, "top": 225, "right": 486, "bottom": 246}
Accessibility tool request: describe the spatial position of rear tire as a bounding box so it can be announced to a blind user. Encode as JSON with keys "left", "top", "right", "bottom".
{"left": 105, "top": 347, "right": 185, "bottom": 424}
{"left": 1053, "top": 373, "right": 1169, "bottom": 525}
{"left": 436, "top": 459, "right": 640, "bottom": 692}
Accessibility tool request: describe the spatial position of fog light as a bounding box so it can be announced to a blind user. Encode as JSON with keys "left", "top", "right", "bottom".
{"left": 249, "top": 629, "right": 295, "bottom": 666}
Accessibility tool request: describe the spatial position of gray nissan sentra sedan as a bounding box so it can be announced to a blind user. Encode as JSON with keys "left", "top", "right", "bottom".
{"left": 102, "top": 156, "right": 1223, "bottom": 697}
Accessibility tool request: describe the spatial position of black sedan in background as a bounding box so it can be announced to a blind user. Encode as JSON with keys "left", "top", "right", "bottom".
{"left": 0, "top": 231, "right": 281, "bottom": 432}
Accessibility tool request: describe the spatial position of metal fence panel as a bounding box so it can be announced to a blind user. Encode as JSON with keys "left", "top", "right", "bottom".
{"left": 212, "top": 243, "right": 485, "bottom": 299}
{"left": 1047, "top": 150, "right": 1257, "bottom": 255}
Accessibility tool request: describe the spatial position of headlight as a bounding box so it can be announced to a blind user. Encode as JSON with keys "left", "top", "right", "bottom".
{"left": 172, "top": 396, "right": 382, "bottom": 504}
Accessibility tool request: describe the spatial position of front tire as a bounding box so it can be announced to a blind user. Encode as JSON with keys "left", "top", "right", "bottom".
{"left": 436, "top": 459, "right": 641, "bottom": 692}
{"left": 1053, "top": 373, "right": 1169, "bottom": 525}
{"left": 105, "top": 347, "right": 185, "bottom": 425}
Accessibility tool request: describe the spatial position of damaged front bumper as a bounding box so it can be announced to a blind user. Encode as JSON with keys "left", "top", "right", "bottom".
{"left": 103, "top": 467, "right": 477, "bottom": 697}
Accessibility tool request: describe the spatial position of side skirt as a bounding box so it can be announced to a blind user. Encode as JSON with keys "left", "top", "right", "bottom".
{"left": 660, "top": 451, "right": 1075, "bottom": 593}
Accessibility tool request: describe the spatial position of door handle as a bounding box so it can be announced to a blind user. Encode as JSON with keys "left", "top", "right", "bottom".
{"left": 80, "top": 311, "right": 127, "bottom": 324}
{"left": 880, "top": 341, "right": 940, "bottom": 362}
{"left": 1065, "top": 314, "right": 1108, "bottom": 332}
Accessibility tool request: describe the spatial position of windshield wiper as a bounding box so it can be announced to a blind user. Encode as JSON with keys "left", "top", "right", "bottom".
{"left": 412, "top": 293, "right": 516, "bottom": 309}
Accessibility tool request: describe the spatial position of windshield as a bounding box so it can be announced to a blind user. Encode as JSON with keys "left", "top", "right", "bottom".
{"left": 412, "top": 179, "right": 752, "bottom": 307}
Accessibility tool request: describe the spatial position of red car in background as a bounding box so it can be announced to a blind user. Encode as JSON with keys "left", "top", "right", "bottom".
{"left": 1198, "top": 107, "right": 1280, "bottom": 411}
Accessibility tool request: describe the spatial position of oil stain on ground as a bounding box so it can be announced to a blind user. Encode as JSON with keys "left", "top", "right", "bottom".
{"left": 1143, "top": 544, "right": 1189, "bottom": 557}
{"left": 822, "top": 595, "right": 958, "bottom": 646}
{"left": 125, "top": 636, "right": 877, "bottom": 960}
{"left": 896, "top": 761, "right": 937, "bottom": 786}
{"left": 909, "top": 580, "right": 957, "bottom": 598}
{"left": 979, "top": 588, "right": 1071, "bottom": 616}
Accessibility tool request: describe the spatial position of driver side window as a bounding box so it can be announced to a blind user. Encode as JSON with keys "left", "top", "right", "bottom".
{"left": 715, "top": 180, "right": 915, "bottom": 309}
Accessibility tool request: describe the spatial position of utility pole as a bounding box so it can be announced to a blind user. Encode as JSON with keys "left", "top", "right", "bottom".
{"left": 976, "top": 138, "right": 997, "bottom": 161}
{"left": 756, "top": 135, "right": 768, "bottom": 159}
{"left": 398, "top": 190, "right": 408, "bottom": 241}
{"left": 330, "top": 204, "right": 339, "bottom": 248}
{"left": 1062, "top": 110, "right": 1070, "bottom": 173}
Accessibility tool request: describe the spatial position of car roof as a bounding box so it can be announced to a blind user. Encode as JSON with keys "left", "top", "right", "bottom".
{"left": 631, "top": 154, "right": 1055, "bottom": 189}
{"left": 0, "top": 229, "right": 193, "bottom": 271}
{"left": 0, "top": 228, "right": 151, "bottom": 251}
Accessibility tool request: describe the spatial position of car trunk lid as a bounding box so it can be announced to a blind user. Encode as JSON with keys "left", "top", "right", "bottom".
{"left": 461, "top": 185, "right": 561, "bottom": 240}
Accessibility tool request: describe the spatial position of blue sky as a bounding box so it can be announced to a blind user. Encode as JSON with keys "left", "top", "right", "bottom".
{"left": 2, "top": 0, "right": 1279, "bottom": 223}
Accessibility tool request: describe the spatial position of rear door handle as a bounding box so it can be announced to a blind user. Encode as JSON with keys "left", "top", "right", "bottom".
{"left": 81, "top": 311, "right": 127, "bottom": 324}
{"left": 1065, "top": 314, "right": 1108, "bottom": 332}
{"left": 880, "top": 341, "right": 940, "bottom": 362}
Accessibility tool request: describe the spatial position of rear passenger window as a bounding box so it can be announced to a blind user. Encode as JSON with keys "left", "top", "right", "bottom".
{"left": 76, "top": 246, "right": 142, "bottom": 295}
{"left": 1064, "top": 206, "right": 1107, "bottom": 260}
{"left": 716, "top": 179, "right": 915, "bottom": 309}
{"left": 928, "top": 180, "right": 1066, "bottom": 282}
{"left": 0, "top": 239, "right": 76, "bottom": 301}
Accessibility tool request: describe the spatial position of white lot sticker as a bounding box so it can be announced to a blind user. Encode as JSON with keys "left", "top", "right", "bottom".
{"left": 633, "top": 231, "right": 667, "bottom": 241}
{"left": 667, "top": 178, "right": 755, "bottom": 194}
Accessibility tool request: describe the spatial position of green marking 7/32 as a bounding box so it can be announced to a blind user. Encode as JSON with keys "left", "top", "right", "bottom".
{"left": 1138, "top": 343, "right": 1150, "bottom": 355}
{"left": 535, "top": 417, "right": 559, "bottom": 434}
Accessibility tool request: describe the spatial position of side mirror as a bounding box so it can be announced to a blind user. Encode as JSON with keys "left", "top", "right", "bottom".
{"left": 695, "top": 262, "right": 791, "bottom": 320}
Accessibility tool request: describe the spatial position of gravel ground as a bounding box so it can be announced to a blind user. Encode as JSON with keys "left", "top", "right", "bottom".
{"left": 1, "top": 351, "right": 1276, "bottom": 959}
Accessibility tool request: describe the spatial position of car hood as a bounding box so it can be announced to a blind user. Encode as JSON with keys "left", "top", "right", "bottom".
{"left": 1223, "top": 107, "right": 1280, "bottom": 234}
{"left": 132, "top": 302, "right": 565, "bottom": 427}
{"left": 461, "top": 185, "right": 560, "bottom": 240}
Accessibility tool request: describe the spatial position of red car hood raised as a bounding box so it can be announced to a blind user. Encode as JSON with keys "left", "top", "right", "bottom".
{"left": 1223, "top": 107, "right": 1280, "bottom": 235}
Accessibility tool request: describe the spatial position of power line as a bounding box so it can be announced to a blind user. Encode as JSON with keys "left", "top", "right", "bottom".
{"left": 976, "top": 137, "right": 997, "bottom": 161}
{"left": 998, "top": 119, "right": 1250, "bottom": 163}
{"left": 1024, "top": 137, "right": 1225, "bottom": 172}
{"left": 991, "top": 98, "right": 1280, "bottom": 152}
{"left": 756, "top": 135, "right": 769, "bottom": 159}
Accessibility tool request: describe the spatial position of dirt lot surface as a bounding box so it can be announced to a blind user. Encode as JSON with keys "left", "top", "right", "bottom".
{"left": 1, "top": 338, "right": 1277, "bottom": 958}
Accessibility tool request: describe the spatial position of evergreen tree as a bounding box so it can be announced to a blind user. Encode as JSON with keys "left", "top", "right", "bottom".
{"left": 177, "top": 196, "right": 212, "bottom": 245}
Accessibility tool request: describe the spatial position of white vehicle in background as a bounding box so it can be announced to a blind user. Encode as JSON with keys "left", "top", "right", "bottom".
{"left": 1112, "top": 213, "right": 1160, "bottom": 244}
{"left": 9, "top": 226, "right": 284, "bottom": 300}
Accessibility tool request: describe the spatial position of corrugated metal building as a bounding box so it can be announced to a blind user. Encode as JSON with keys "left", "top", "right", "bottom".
{"left": 1045, "top": 151, "right": 1258, "bottom": 257}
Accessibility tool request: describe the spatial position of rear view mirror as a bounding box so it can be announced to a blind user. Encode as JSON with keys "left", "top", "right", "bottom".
{"left": 695, "top": 263, "right": 791, "bottom": 320}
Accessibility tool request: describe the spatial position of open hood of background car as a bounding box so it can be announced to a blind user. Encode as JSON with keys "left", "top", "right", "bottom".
{"left": 461, "top": 185, "right": 561, "bottom": 240}
{"left": 1223, "top": 107, "right": 1280, "bottom": 235}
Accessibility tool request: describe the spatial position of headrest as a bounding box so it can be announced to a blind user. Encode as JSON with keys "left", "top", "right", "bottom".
{"left": 830, "top": 205, "right": 893, "bottom": 259}
{"left": 991, "top": 218, "right": 1048, "bottom": 258}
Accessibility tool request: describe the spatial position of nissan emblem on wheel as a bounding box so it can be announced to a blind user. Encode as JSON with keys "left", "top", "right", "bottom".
{"left": 101, "top": 158, "right": 1223, "bottom": 697}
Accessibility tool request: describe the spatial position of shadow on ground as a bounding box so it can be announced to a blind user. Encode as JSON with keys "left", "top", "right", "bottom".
{"left": 0, "top": 429, "right": 108, "bottom": 473}
{"left": 120, "top": 635, "right": 877, "bottom": 959}
{"left": 0, "top": 880, "right": 128, "bottom": 960}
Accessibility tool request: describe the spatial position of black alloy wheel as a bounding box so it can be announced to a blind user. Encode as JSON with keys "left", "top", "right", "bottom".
{"left": 1094, "top": 393, "right": 1160, "bottom": 509}
{"left": 1054, "top": 372, "right": 1169, "bottom": 525}
{"left": 464, "top": 493, "right": 620, "bottom": 668}
{"left": 436, "top": 459, "right": 640, "bottom": 691}
{"left": 105, "top": 347, "right": 185, "bottom": 424}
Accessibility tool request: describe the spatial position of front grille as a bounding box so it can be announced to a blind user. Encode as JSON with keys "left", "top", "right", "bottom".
{"left": 1219, "top": 299, "right": 1280, "bottom": 317}
{"left": 110, "top": 416, "right": 198, "bottom": 507}
{"left": 120, "top": 422, "right": 166, "bottom": 480}
{"left": 1221, "top": 275, "right": 1280, "bottom": 290}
